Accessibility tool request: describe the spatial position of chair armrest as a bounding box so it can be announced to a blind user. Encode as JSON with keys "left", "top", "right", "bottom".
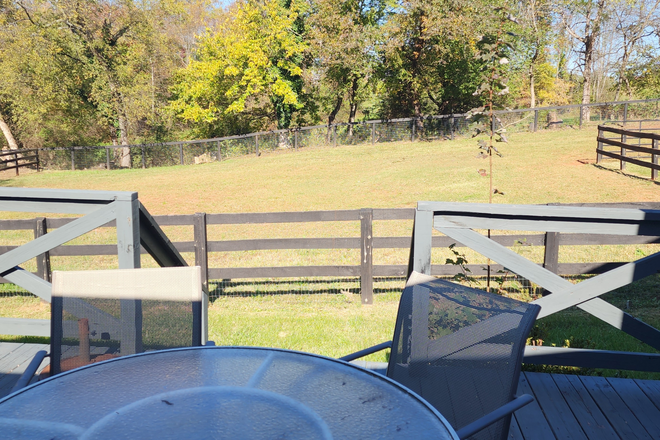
{"left": 455, "top": 394, "right": 534, "bottom": 440}
{"left": 339, "top": 341, "right": 392, "bottom": 362}
{"left": 205, "top": 341, "right": 216, "bottom": 346}
{"left": 10, "top": 350, "right": 49, "bottom": 394}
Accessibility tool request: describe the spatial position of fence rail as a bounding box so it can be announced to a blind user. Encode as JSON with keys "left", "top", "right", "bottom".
{"left": 23, "top": 98, "right": 660, "bottom": 171}
{"left": 597, "top": 124, "right": 660, "bottom": 180}
{"left": 0, "top": 149, "right": 39, "bottom": 175}
{"left": 2, "top": 203, "right": 659, "bottom": 307}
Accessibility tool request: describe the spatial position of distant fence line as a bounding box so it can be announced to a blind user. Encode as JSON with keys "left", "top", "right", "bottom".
{"left": 6, "top": 98, "right": 660, "bottom": 172}
{"left": 1, "top": 203, "right": 659, "bottom": 306}
{"left": 0, "top": 148, "right": 40, "bottom": 175}
{"left": 597, "top": 124, "right": 660, "bottom": 180}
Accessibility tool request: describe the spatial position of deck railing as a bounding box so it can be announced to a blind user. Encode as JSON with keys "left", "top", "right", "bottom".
{"left": 411, "top": 202, "right": 660, "bottom": 372}
{"left": 3, "top": 202, "right": 660, "bottom": 371}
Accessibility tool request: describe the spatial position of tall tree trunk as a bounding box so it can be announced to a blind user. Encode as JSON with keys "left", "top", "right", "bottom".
{"left": 347, "top": 76, "right": 359, "bottom": 137}
{"left": 109, "top": 79, "right": 132, "bottom": 168}
{"left": 327, "top": 94, "right": 343, "bottom": 143}
{"left": 580, "top": 33, "right": 593, "bottom": 125}
{"left": 529, "top": 67, "right": 536, "bottom": 108}
{"left": 0, "top": 111, "right": 19, "bottom": 150}
{"left": 117, "top": 111, "right": 131, "bottom": 168}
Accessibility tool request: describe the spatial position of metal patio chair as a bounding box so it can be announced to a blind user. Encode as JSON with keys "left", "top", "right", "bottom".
{"left": 12, "top": 266, "right": 210, "bottom": 392}
{"left": 341, "top": 273, "right": 540, "bottom": 440}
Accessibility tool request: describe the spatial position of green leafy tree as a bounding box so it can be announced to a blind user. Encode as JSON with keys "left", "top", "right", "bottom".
{"left": 306, "top": 0, "right": 388, "bottom": 134}
{"left": 169, "top": 0, "right": 307, "bottom": 140}
{"left": 377, "top": 0, "right": 487, "bottom": 133}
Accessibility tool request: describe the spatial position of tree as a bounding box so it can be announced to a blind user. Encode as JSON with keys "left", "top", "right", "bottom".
{"left": 517, "top": 0, "right": 554, "bottom": 107}
{"left": 559, "top": 0, "right": 613, "bottom": 123}
{"left": 170, "top": 0, "right": 307, "bottom": 141}
{"left": 306, "top": 0, "right": 387, "bottom": 134}
{"left": 14, "top": 0, "right": 187, "bottom": 165}
{"left": 377, "top": 0, "right": 494, "bottom": 133}
{"left": 611, "top": 0, "right": 660, "bottom": 100}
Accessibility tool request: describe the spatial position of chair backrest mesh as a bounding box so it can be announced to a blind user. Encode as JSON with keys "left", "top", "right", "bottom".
{"left": 49, "top": 267, "right": 204, "bottom": 376}
{"left": 388, "top": 278, "right": 540, "bottom": 440}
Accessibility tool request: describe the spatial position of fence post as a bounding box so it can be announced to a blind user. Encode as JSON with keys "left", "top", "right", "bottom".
{"left": 217, "top": 141, "right": 222, "bottom": 161}
{"left": 255, "top": 134, "right": 260, "bottom": 156}
{"left": 579, "top": 106, "right": 583, "bottom": 129}
{"left": 596, "top": 126, "right": 603, "bottom": 163}
{"left": 371, "top": 122, "right": 376, "bottom": 144}
{"left": 653, "top": 138, "right": 658, "bottom": 181}
{"left": 14, "top": 152, "right": 19, "bottom": 176}
{"left": 294, "top": 129, "right": 298, "bottom": 150}
{"left": 450, "top": 115, "right": 455, "bottom": 140}
{"left": 620, "top": 131, "right": 627, "bottom": 171}
{"left": 70, "top": 148, "right": 75, "bottom": 171}
{"left": 106, "top": 147, "right": 110, "bottom": 170}
{"left": 623, "top": 103, "right": 628, "bottom": 126}
{"left": 141, "top": 146, "right": 146, "bottom": 169}
{"left": 193, "top": 212, "right": 209, "bottom": 294}
{"left": 36, "top": 148, "right": 41, "bottom": 172}
{"left": 359, "top": 208, "right": 373, "bottom": 305}
{"left": 411, "top": 119, "right": 416, "bottom": 142}
{"left": 533, "top": 110, "right": 539, "bottom": 132}
{"left": 333, "top": 125, "right": 337, "bottom": 147}
{"left": 34, "top": 217, "right": 52, "bottom": 283}
{"left": 179, "top": 143, "right": 184, "bottom": 165}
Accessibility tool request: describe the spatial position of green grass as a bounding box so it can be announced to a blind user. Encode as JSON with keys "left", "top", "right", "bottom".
{"left": 2, "top": 127, "right": 660, "bottom": 376}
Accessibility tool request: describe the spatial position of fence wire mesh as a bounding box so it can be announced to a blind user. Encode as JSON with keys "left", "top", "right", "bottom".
{"left": 32, "top": 99, "right": 660, "bottom": 171}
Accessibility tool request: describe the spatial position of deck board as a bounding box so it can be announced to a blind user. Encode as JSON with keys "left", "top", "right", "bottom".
{"left": 578, "top": 376, "right": 652, "bottom": 440}
{"left": 607, "top": 378, "right": 660, "bottom": 440}
{"left": 1, "top": 342, "right": 660, "bottom": 440}
{"left": 554, "top": 374, "right": 619, "bottom": 440}
{"left": 526, "top": 372, "right": 588, "bottom": 440}
{"left": 513, "top": 373, "right": 557, "bottom": 440}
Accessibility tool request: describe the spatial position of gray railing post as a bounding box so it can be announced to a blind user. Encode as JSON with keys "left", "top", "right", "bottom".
{"left": 542, "top": 231, "right": 559, "bottom": 296}
{"left": 371, "top": 121, "right": 376, "bottom": 144}
{"left": 141, "top": 146, "right": 146, "bottom": 169}
{"left": 359, "top": 208, "right": 373, "bottom": 305}
{"left": 623, "top": 103, "right": 628, "bottom": 125}
{"left": 255, "top": 134, "right": 259, "bottom": 156}
{"left": 217, "top": 141, "right": 222, "bottom": 161}
{"left": 333, "top": 125, "right": 337, "bottom": 147}
{"left": 450, "top": 115, "right": 455, "bottom": 140}
{"left": 71, "top": 148, "right": 75, "bottom": 171}
{"left": 294, "top": 129, "right": 298, "bottom": 150}
{"left": 34, "top": 217, "right": 51, "bottom": 283}
{"left": 653, "top": 138, "right": 658, "bottom": 181}
{"left": 179, "top": 143, "right": 184, "bottom": 165}
{"left": 106, "top": 147, "right": 110, "bottom": 170}
{"left": 411, "top": 119, "right": 416, "bottom": 142}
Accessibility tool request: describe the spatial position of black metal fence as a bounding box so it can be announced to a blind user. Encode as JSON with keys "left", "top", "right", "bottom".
{"left": 30, "top": 98, "right": 660, "bottom": 171}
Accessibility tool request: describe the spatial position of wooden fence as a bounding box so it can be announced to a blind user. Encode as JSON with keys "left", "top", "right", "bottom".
{"left": 0, "top": 149, "right": 39, "bottom": 176}
{"left": 597, "top": 125, "right": 660, "bottom": 180}
{"left": 2, "top": 203, "right": 659, "bottom": 306}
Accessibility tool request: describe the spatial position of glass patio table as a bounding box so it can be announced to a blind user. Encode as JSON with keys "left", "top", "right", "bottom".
{"left": 0, "top": 346, "right": 458, "bottom": 439}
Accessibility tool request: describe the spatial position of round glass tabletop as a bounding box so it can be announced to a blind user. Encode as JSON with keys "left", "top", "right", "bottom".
{"left": 0, "top": 346, "right": 458, "bottom": 440}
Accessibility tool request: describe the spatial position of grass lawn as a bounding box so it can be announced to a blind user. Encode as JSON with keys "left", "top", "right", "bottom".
{"left": 1, "top": 127, "right": 659, "bottom": 377}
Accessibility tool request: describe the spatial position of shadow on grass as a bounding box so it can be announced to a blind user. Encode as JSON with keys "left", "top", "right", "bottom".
{"left": 592, "top": 163, "right": 660, "bottom": 185}
{"left": 208, "top": 277, "right": 406, "bottom": 301}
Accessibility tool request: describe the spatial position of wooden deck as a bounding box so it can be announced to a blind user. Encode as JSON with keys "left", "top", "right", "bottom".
{"left": 1, "top": 343, "right": 659, "bottom": 439}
